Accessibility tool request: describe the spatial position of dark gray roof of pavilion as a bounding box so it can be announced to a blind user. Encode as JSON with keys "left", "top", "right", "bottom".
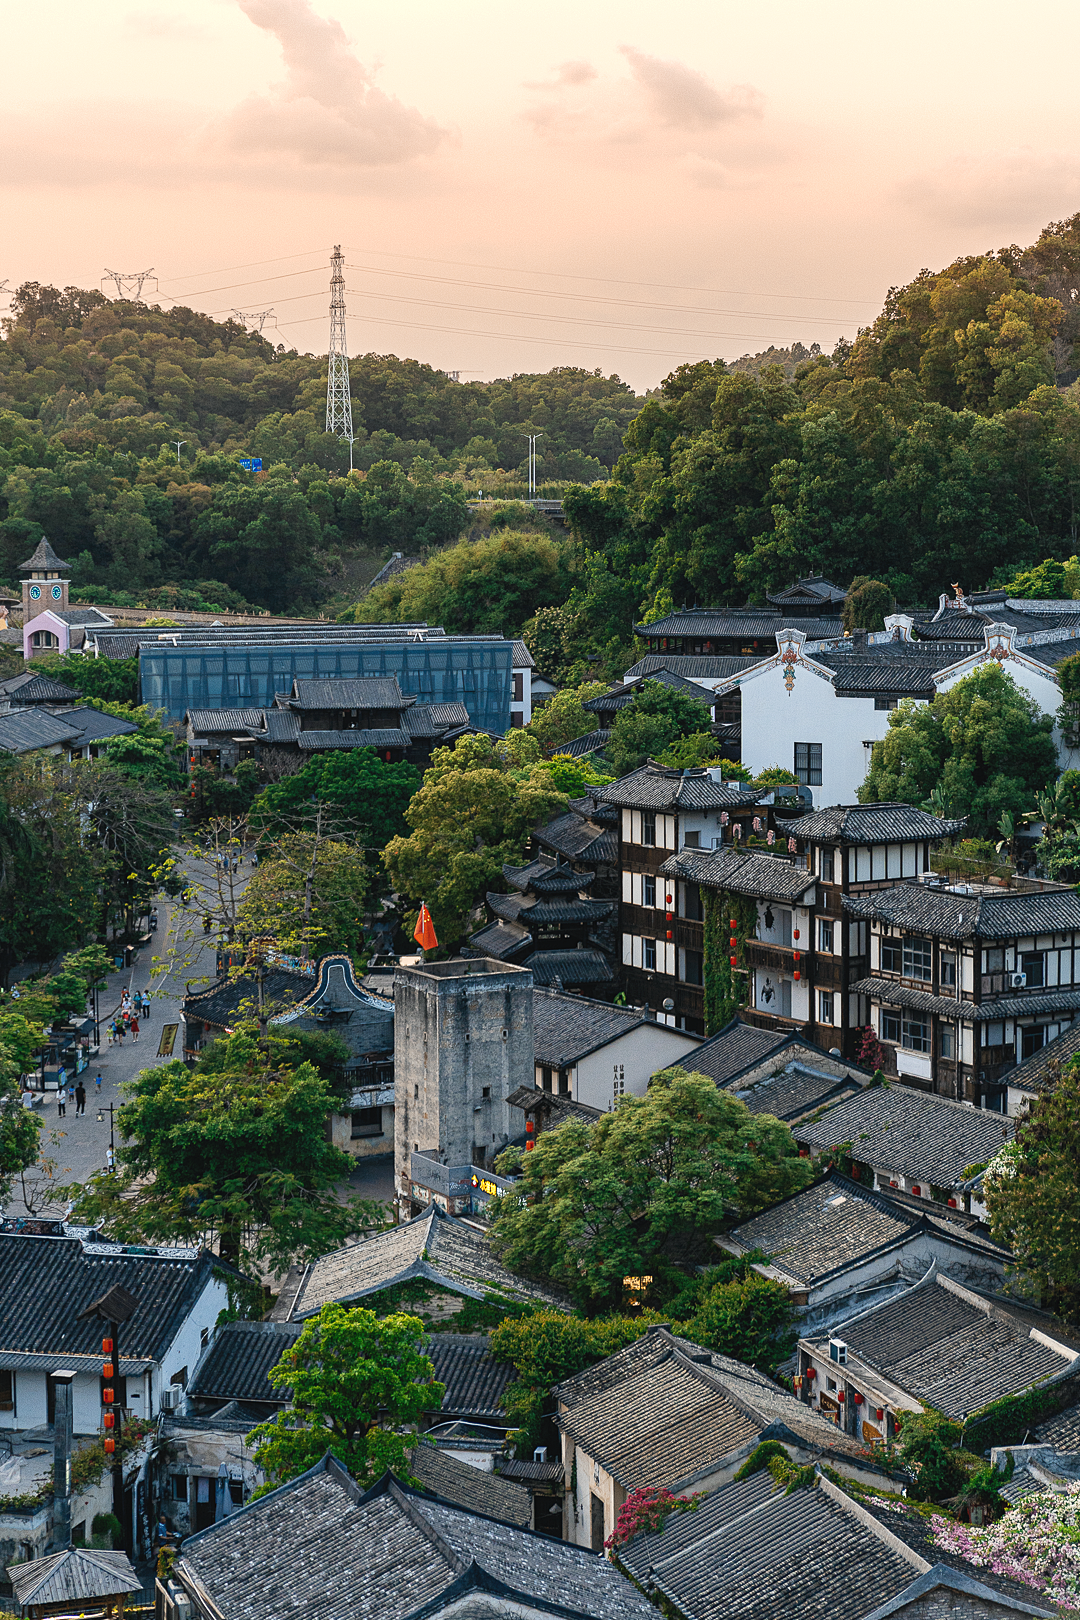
{"left": 19, "top": 536, "right": 70, "bottom": 571}
{"left": 0, "top": 708, "right": 82, "bottom": 753}
{"left": 521, "top": 948, "right": 615, "bottom": 985}
{"left": 188, "top": 1320, "right": 300, "bottom": 1406}
{"left": 8, "top": 1547, "right": 141, "bottom": 1609}
{"left": 0, "top": 671, "right": 83, "bottom": 705}
{"left": 634, "top": 607, "right": 843, "bottom": 640}
{"left": 558, "top": 727, "right": 612, "bottom": 758}
{"left": 533, "top": 810, "right": 619, "bottom": 863}
{"left": 675, "top": 1018, "right": 790, "bottom": 1087}
{"left": 177, "top": 1456, "right": 657, "bottom": 1620}
{"left": 661, "top": 845, "right": 816, "bottom": 901}
{"left": 792, "top": 1085, "right": 1014, "bottom": 1189}
{"left": 599, "top": 764, "right": 761, "bottom": 811}
{"left": 1007, "top": 1021, "right": 1080, "bottom": 1095}
{"left": 623, "top": 653, "right": 761, "bottom": 682}
{"left": 426, "top": 1334, "right": 515, "bottom": 1423}
{"left": 843, "top": 881, "right": 1080, "bottom": 939}
{"left": 776, "top": 804, "right": 966, "bottom": 844}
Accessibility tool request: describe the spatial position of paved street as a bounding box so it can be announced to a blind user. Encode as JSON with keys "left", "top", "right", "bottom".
{"left": 10, "top": 853, "right": 231, "bottom": 1215}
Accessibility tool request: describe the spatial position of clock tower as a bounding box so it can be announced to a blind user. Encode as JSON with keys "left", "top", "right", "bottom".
{"left": 19, "top": 536, "right": 70, "bottom": 621}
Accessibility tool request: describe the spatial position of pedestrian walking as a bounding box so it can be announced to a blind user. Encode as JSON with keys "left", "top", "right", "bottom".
{"left": 57, "top": 1087, "right": 66, "bottom": 1118}
{"left": 95, "top": 1072, "right": 103, "bottom": 1094}
{"left": 130, "top": 1017, "right": 140, "bottom": 1041}
{"left": 142, "top": 991, "right": 151, "bottom": 1017}
{"left": 116, "top": 1022, "right": 125, "bottom": 1046}
{"left": 106, "top": 1145, "right": 116, "bottom": 1175}
{"left": 74, "top": 1082, "right": 86, "bottom": 1116}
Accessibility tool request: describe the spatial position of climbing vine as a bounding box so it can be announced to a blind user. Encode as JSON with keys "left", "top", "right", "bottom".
{"left": 703, "top": 889, "right": 758, "bottom": 1035}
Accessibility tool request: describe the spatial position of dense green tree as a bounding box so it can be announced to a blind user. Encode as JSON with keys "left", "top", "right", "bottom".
{"left": 842, "top": 576, "right": 893, "bottom": 631}
{"left": 859, "top": 664, "right": 1057, "bottom": 835}
{"left": 490, "top": 1067, "right": 813, "bottom": 1309}
{"left": 237, "top": 832, "right": 371, "bottom": 960}
{"left": 250, "top": 749, "right": 418, "bottom": 848}
{"left": 525, "top": 682, "right": 606, "bottom": 753}
{"left": 383, "top": 734, "right": 567, "bottom": 946}
{"left": 605, "top": 680, "right": 713, "bottom": 777}
{"left": 250, "top": 1304, "right": 444, "bottom": 1488}
{"left": 64, "top": 1030, "right": 382, "bottom": 1270}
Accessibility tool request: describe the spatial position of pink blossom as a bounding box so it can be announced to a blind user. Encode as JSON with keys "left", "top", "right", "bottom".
{"left": 931, "top": 1486, "right": 1080, "bottom": 1610}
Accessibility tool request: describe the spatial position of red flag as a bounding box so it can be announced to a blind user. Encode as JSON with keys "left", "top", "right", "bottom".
{"left": 413, "top": 903, "right": 438, "bottom": 951}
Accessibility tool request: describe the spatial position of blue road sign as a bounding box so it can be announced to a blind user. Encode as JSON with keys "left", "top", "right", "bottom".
{"left": 239, "top": 457, "right": 263, "bottom": 472}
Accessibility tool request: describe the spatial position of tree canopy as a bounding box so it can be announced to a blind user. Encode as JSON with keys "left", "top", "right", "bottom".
{"left": 249, "top": 747, "right": 419, "bottom": 847}
{"left": 250, "top": 1303, "right": 443, "bottom": 1489}
{"left": 489, "top": 1067, "right": 813, "bottom": 1309}
{"left": 858, "top": 664, "right": 1058, "bottom": 835}
{"left": 605, "top": 681, "right": 715, "bottom": 777}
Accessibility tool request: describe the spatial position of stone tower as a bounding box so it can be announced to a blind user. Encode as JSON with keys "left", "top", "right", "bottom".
{"left": 394, "top": 957, "right": 534, "bottom": 1203}
{"left": 20, "top": 536, "right": 71, "bottom": 621}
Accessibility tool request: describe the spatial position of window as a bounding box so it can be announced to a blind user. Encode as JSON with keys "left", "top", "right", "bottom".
{"left": 818, "top": 990, "right": 833, "bottom": 1023}
{"left": 642, "top": 875, "right": 656, "bottom": 908}
{"left": 820, "top": 849, "right": 834, "bottom": 884}
{"left": 794, "top": 742, "right": 822, "bottom": 786}
{"left": 512, "top": 674, "right": 523, "bottom": 702}
{"left": 482, "top": 1086, "right": 491, "bottom": 1098}
{"left": 171, "top": 1367, "right": 188, "bottom": 1390}
{"left": 882, "top": 1011, "right": 901, "bottom": 1043}
{"left": 171, "top": 1475, "right": 187, "bottom": 1500}
{"left": 540, "top": 1065, "right": 553, "bottom": 1092}
{"left": 642, "top": 813, "right": 656, "bottom": 847}
{"left": 874, "top": 697, "right": 898, "bottom": 710}
{"left": 351, "top": 1107, "right": 383, "bottom": 1138}
{"left": 940, "top": 953, "right": 957, "bottom": 987}
{"left": 1022, "top": 1025, "right": 1047, "bottom": 1059}
{"left": 881, "top": 938, "right": 902, "bottom": 974}
{"left": 902, "top": 936, "right": 933, "bottom": 982}
{"left": 683, "top": 830, "right": 700, "bottom": 848}
{"left": 985, "top": 947, "right": 1005, "bottom": 974}
{"left": 819, "top": 919, "right": 833, "bottom": 953}
{"left": 643, "top": 938, "right": 657, "bottom": 971}
{"left": 1021, "top": 951, "right": 1045, "bottom": 988}
{"left": 682, "top": 950, "right": 704, "bottom": 986}
{"left": 0, "top": 1370, "right": 12, "bottom": 1412}
{"left": 902, "top": 1017, "right": 930, "bottom": 1053}
{"left": 939, "top": 1025, "right": 955, "bottom": 1058}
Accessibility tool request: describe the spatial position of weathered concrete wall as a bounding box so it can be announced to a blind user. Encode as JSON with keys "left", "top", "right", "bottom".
{"left": 395, "top": 959, "right": 534, "bottom": 1195}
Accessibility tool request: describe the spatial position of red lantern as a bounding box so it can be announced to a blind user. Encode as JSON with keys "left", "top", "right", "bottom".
{"left": 666, "top": 911, "right": 673, "bottom": 921}
{"left": 102, "top": 1338, "right": 113, "bottom": 1355}
{"left": 102, "top": 1363, "right": 114, "bottom": 1381}
{"left": 794, "top": 971, "right": 800, "bottom": 981}
{"left": 912, "top": 1185, "right": 921, "bottom": 1196}
{"left": 793, "top": 951, "right": 800, "bottom": 963}
{"left": 526, "top": 1141, "right": 533, "bottom": 1151}
{"left": 104, "top": 1438, "right": 115, "bottom": 1454}
{"left": 103, "top": 1412, "right": 115, "bottom": 1429}
{"left": 729, "top": 919, "right": 737, "bottom": 928}
{"left": 793, "top": 929, "right": 800, "bottom": 941}
{"left": 729, "top": 955, "right": 737, "bottom": 966}
{"left": 853, "top": 1393, "right": 864, "bottom": 1406}
{"left": 804, "top": 1367, "right": 816, "bottom": 1381}
{"left": 102, "top": 1389, "right": 114, "bottom": 1406}
{"left": 526, "top": 1120, "right": 534, "bottom": 1133}
{"left": 876, "top": 1408, "right": 885, "bottom": 1422}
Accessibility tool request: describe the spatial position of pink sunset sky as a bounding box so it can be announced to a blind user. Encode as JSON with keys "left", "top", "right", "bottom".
{"left": 4, "top": 0, "right": 1080, "bottom": 391}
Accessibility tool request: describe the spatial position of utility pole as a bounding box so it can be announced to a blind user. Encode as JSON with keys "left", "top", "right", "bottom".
{"left": 325, "top": 245, "right": 353, "bottom": 470}
{"left": 522, "top": 433, "right": 543, "bottom": 497}
{"left": 101, "top": 269, "right": 158, "bottom": 302}
{"left": 171, "top": 441, "right": 186, "bottom": 463}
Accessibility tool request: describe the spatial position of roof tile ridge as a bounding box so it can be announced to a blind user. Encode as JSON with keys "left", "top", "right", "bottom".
{"left": 815, "top": 1473, "right": 931, "bottom": 1573}
{"left": 809, "top": 1260, "right": 939, "bottom": 1342}
{"left": 388, "top": 1477, "right": 472, "bottom": 1579}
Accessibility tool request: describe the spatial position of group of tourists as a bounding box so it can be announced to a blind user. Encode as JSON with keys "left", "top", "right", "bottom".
{"left": 106, "top": 987, "right": 150, "bottom": 1046}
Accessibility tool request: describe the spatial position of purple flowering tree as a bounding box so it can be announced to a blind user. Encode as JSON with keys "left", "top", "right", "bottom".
{"left": 931, "top": 1485, "right": 1080, "bottom": 1610}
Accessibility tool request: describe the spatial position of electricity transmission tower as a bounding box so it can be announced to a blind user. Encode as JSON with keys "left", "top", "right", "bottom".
{"left": 231, "top": 308, "right": 276, "bottom": 333}
{"left": 325, "top": 245, "right": 353, "bottom": 468}
{"left": 101, "top": 268, "right": 158, "bottom": 302}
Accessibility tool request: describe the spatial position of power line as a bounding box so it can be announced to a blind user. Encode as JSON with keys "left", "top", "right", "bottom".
{"left": 344, "top": 245, "right": 879, "bottom": 308}
{"left": 344, "top": 262, "right": 859, "bottom": 328}
{"left": 164, "top": 264, "right": 335, "bottom": 302}
{"left": 158, "top": 248, "right": 332, "bottom": 285}
{"left": 325, "top": 246, "right": 353, "bottom": 461}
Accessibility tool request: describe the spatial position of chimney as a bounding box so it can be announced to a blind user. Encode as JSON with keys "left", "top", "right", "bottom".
{"left": 51, "top": 1370, "right": 78, "bottom": 1551}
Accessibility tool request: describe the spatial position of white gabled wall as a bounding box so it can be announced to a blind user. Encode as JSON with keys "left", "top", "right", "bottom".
{"left": 737, "top": 654, "right": 893, "bottom": 808}
{"left": 150, "top": 1270, "right": 230, "bottom": 1415}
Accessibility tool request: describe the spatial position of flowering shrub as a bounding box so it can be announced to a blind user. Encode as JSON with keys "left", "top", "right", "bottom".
{"left": 605, "top": 1485, "right": 704, "bottom": 1550}
{"left": 931, "top": 1485, "right": 1080, "bottom": 1610}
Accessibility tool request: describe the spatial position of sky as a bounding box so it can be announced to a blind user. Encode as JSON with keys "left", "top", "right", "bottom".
{"left": 4, "top": 0, "right": 1080, "bottom": 392}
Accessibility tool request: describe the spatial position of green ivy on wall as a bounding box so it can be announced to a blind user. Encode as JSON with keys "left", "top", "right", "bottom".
{"left": 702, "top": 889, "right": 759, "bottom": 1035}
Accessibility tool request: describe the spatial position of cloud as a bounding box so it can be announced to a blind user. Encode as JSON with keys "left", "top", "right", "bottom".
{"left": 618, "top": 46, "right": 764, "bottom": 132}
{"left": 525, "top": 59, "right": 598, "bottom": 90}
{"left": 897, "top": 148, "right": 1080, "bottom": 231}
{"left": 212, "top": 0, "right": 447, "bottom": 168}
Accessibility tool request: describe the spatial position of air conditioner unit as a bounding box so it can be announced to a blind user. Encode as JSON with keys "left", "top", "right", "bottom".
{"left": 533, "top": 1446, "right": 548, "bottom": 1464}
{"left": 1010, "top": 973, "right": 1027, "bottom": 988}
{"left": 160, "top": 1386, "right": 181, "bottom": 1411}
{"left": 829, "top": 1338, "right": 848, "bottom": 1366}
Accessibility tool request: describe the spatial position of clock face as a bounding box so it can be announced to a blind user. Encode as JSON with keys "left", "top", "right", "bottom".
{"left": 51, "top": 584, "right": 63, "bottom": 600}
{"left": 28, "top": 585, "right": 40, "bottom": 601}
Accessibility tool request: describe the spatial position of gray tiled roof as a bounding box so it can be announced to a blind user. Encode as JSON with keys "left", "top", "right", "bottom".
{"left": 559, "top": 727, "right": 611, "bottom": 757}
{"left": 184, "top": 966, "right": 313, "bottom": 1030}
{"left": 466, "top": 920, "right": 529, "bottom": 961}
{"left": 623, "top": 654, "right": 762, "bottom": 681}
{"left": 512, "top": 640, "right": 535, "bottom": 669}
{"left": 288, "top": 676, "right": 408, "bottom": 709}
{"left": 261, "top": 708, "right": 301, "bottom": 742}
{"left": 8, "top": 1548, "right": 141, "bottom": 1608}
{"left": 19, "top": 536, "right": 70, "bottom": 570}
{"left": 0, "top": 709, "right": 82, "bottom": 753}
{"left": 661, "top": 845, "right": 816, "bottom": 902}
{"left": 533, "top": 810, "right": 618, "bottom": 863}
{"left": 1027, "top": 635, "right": 1080, "bottom": 670}
{"left": 48, "top": 706, "right": 138, "bottom": 745}
{"left": 843, "top": 881, "right": 1080, "bottom": 940}
{"left": 555, "top": 1328, "right": 872, "bottom": 1491}
{"left": 280, "top": 1208, "right": 565, "bottom": 1319}
{"left": 817, "top": 652, "right": 961, "bottom": 695}
{"left": 402, "top": 701, "right": 470, "bottom": 735}
{"left": 635, "top": 609, "right": 844, "bottom": 640}
{"left": 599, "top": 765, "right": 760, "bottom": 811}
{"left": 776, "top": 805, "right": 967, "bottom": 845}
{"left": 792, "top": 1085, "right": 1014, "bottom": 1189}
{"left": 51, "top": 607, "right": 114, "bottom": 626}
{"left": 521, "top": 948, "right": 615, "bottom": 985}
{"left": 296, "top": 727, "right": 409, "bottom": 750}
{"left": 585, "top": 671, "right": 718, "bottom": 714}
{"left": 186, "top": 707, "right": 268, "bottom": 733}
{"left": 487, "top": 890, "right": 611, "bottom": 926}
{"left": 1035, "top": 1398, "right": 1080, "bottom": 1449}
{"left": 0, "top": 672, "right": 82, "bottom": 704}
{"left": 619, "top": 1471, "right": 919, "bottom": 1620}
{"left": 506, "top": 1086, "right": 603, "bottom": 1128}
{"left": 669, "top": 1018, "right": 790, "bottom": 1087}
{"left": 188, "top": 1321, "right": 300, "bottom": 1404}
{"left": 533, "top": 987, "right": 661, "bottom": 1068}
{"left": 427, "top": 1334, "right": 514, "bottom": 1421}
{"left": 1008, "top": 1022, "right": 1080, "bottom": 1095}
{"left": 178, "top": 1460, "right": 656, "bottom": 1620}
{"left": 808, "top": 1273, "right": 1080, "bottom": 1421}
{"left": 0, "top": 1233, "right": 217, "bottom": 1364}
{"left": 726, "top": 1172, "right": 925, "bottom": 1287}
{"left": 409, "top": 1443, "right": 530, "bottom": 1526}
{"left": 852, "top": 974, "right": 1080, "bottom": 1023}
{"left": 768, "top": 576, "right": 848, "bottom": 606}
{"left": 727, "top": 1048, "right": 873, "bottom": 1123}
{"left": 503, "top": 858, "right": 589, "bottom": 894}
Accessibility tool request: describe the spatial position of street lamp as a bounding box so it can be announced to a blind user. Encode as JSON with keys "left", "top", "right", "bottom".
{"left": 96, "top": 1101, "right": 115, "bottom": 1150}
{"left": 521, "top": 433, "right": 543, "bottom": 498}
{"left": 170, "top": 441, "right": 186, "bottom": 463}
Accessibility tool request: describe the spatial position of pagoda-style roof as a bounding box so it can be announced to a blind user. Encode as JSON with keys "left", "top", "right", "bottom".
{"left": 502, "top": 857, "right": 594, "bottom": 896}
{"left": 9, "top": 1546, "right": 141, "bottom": 1611}
{"left": 19, "top": 536, "right": 70, "bottom": 572}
